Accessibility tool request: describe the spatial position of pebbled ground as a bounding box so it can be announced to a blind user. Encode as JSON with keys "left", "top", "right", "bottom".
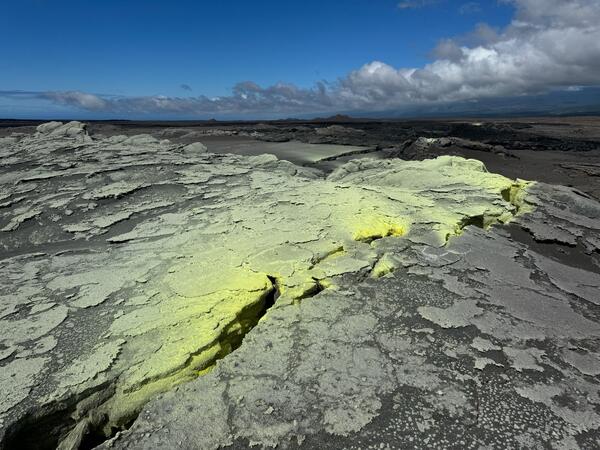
{"left": 0, "top": 122, "right": 599, "bottom": 449}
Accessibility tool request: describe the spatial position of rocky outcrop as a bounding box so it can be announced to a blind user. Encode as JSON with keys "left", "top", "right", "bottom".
{"left": 36, "top": 121, "right": 91, "bottom": 142}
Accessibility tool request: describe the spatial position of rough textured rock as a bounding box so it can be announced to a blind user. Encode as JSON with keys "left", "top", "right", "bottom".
{"left": 0, "top": 123, "right": 599, "bottom": 449}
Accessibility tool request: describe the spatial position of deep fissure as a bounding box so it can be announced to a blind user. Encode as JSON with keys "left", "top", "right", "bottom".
{"left": 295, "top": 277, "right": 327, "bottom": 300}
{"left": 1, "top": 175, "right": 531, "bottom": 450}
{"left": 1, "top": 278, "right": 282, "bottom": 450}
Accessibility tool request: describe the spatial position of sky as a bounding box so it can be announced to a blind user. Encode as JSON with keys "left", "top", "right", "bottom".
{"left": 1, "top": 0, "right": 599, "bottom": 119}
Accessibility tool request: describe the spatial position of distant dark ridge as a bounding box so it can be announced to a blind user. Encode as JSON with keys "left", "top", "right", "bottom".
{"left": 2, "top": 113, "right": 600, "bottom": 129}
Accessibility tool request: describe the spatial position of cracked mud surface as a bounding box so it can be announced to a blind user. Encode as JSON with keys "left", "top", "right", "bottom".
{"left": 1, "top": 121, "right": 599, "bottom": 449}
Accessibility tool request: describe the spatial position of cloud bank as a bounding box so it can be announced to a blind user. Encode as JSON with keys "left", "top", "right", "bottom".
{"left": 4, "top": 0, "right": 600, "bottom": 116}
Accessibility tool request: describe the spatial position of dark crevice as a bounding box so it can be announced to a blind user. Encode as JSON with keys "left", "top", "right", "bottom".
{"left": 1, "top": 278, "right": 282, "bottom": 450}
{"left": 265, "top": 275, "right": 281, "bottom": 307}
{"left": 444, "top": 214, "right": 493, "bottom": 246}
{"left": 355, "top": 236, "right": 379, "bottom": 244}
{"left": 77, "top": 414, "right": 137, "bottom": 450}
{"left": 1, "top": 381, "right": 115, "bottom": 450}
{"left": 355, "top": 233, "right": 398, "bottom": 245}
{"left": 295, "top": 277, "right": 327, "bottom": 300}
{"left": 1, "top": 406, "right": 75, "bottom": 450}
{"left": 457, "top": 214, "right": 485, "bottom": 231}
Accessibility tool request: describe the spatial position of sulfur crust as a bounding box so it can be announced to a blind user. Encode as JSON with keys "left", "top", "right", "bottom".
{"left": 55, "top": 155, "right": 534, "bottom": 444}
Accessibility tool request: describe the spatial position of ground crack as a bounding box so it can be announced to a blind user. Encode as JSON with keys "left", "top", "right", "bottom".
{"left": 1, "top": 278, "right": 282, "bottom": 450}
{"left": 294, "top": 277, "right": 327, "bottom": 301}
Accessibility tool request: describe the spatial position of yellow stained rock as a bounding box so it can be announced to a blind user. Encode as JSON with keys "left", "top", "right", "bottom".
{"left": 50, "top": 155, "right": 533, "bottom": 444}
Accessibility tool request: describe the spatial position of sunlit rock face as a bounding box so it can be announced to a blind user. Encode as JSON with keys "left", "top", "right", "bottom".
{"left": 1, "top": 123, "right": 599, "bottom": 449}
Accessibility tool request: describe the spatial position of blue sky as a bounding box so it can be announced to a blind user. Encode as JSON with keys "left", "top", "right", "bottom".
{"left": 1, "top": 0, "right": 599, "bottom": 118}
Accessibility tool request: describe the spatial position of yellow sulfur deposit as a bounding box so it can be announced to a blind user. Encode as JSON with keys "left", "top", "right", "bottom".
{"left": 351, "top": 214, "right": 408, "bottom": 242}
{"left": 45, "top": 155, "right": 532, "bottom": 446}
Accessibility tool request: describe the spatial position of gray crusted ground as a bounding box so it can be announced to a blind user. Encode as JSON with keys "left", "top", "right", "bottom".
{"left": 103, "top": 183, "right": 600, "bottom": 450}
{"left": 1, "top": 122, "right": 599, "bottom": 449}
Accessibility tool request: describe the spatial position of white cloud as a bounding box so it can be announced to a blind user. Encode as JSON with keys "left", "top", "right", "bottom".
{"left": 41, "top": 91, "right": 108, "bottom": 110}
{"left": 4, "top": 0, "right": 600, "bottom": 116}
{"left": 333, "top": 0, "right": 600, "bottom": 109}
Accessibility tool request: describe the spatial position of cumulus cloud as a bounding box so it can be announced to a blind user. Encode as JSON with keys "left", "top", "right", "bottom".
{"left": 14, "top": 82, "right": 334, "bottom": 115}
{"left": 334, "top": 0, "right": 600, "bottom": 109}
{"left": 41, "top": 91, "right": 108, "bottom": 110}
{"left": 4, "top": 0, "right": 600, "bottom": 116}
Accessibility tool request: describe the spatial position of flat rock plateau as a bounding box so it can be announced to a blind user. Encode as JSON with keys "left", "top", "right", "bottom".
{"left": 0, "top": 118, "right": 599, "bottom": 449}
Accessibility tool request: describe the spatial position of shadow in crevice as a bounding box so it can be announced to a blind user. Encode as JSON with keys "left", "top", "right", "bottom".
{"left": 2, "top": 278, "right": 283, "bottom": 450}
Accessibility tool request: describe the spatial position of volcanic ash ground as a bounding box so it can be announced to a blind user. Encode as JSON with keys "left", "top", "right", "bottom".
{"left": 1, "top": 122, "right": 600, "bottom": 449}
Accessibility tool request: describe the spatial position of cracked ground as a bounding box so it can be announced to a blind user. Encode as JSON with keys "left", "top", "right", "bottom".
{"left": 1, "top": 121, "right": 599, "bottom": 449}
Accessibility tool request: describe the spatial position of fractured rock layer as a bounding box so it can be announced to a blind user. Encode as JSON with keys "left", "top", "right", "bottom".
{"left": 1, "top": 122, "right": 599, "bottom": 449}
{"left": 107, "top": 182, "right": 600, "bottom": 449}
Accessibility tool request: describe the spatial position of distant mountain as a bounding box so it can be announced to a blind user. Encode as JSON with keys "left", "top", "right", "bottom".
{"left": 313, "top": 114, "right": 357, "bottom": 122}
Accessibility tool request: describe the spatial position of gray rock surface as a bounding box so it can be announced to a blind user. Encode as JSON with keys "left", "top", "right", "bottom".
{"left": 107, "top": 182, "right": 600, "bottom": 450}
{"left": 0, "top": 123, "right": 599, "bottom": 449}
